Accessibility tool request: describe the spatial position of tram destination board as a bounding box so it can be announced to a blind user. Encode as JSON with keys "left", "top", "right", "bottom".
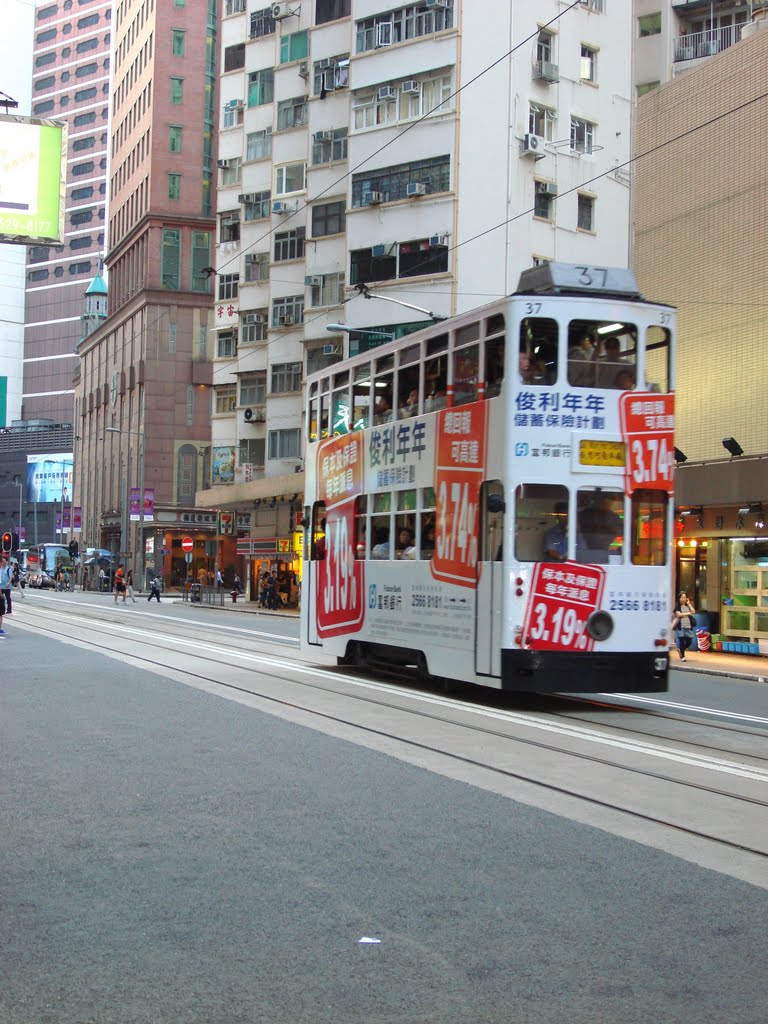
{"left": 579, "top": 439, "right": 625, "bottom": 467}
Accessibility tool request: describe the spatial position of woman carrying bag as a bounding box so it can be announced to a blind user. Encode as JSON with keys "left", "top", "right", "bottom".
{"left": 672, "top": 591, "right": 696, "bottom": 661}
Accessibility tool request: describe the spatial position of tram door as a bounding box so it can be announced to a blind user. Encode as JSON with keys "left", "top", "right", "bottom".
{"left": 475, "top": 481, "right": 504, "bottom": 677}
{"left": 306, "top": 501, "right": 326, "bottom": 646}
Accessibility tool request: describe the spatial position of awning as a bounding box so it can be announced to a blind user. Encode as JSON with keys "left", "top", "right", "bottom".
{"left": 195, "top": 470, "right": 304, "bottom": 509}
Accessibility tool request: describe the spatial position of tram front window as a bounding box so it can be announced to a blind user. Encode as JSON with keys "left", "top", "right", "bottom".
{"left": 576, "top": 488, "right": 624, "bottom": 564}
{"left": 519, "top": 317, "right": 558, "bottom": 385}
{"left": 568, "top": 319, "right": 637, "bottom": 389}
{"left": 514, "top": 484, "right": 570, "bottom": 562}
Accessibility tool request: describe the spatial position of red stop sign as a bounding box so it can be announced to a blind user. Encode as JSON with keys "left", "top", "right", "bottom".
{"left": 181, "top": 536, "right": 194, "bottom": 552}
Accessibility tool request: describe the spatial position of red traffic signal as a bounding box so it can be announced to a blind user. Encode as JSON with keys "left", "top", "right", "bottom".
{"left": 1, "top": 532, "right": 12, "bottom": 553}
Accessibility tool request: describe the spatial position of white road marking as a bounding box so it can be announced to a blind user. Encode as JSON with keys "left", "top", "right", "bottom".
{"left": 608, "top": 692, "right": 768, "bottom": 727}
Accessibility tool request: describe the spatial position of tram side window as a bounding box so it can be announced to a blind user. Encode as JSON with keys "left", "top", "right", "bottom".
{"left": 352, "top": 364, "right": 371, "bottom": 430}
{"left": 397, "top": 344, "right": 421, "bottom": 419}
{"left": 453, "top": 344, "right": 479, "bottom": 407}
{"left": 395, "top": 489, "right": 417, "bottom": 559}
{"left": 485, "top": 337, "right": 505, "bottom": 398}
{"left": 420, "top": 486, "right": 436, "bottom": 560}
{"left": 520, "top": 317, "right": 558, "bottom": 385}
{"left": 354, "top": 495, "right": 367, "bottom": 559}
{"left": 424, "top": 352, "right": 447, "bottom": 412}
{"left": 371, "top": 492, "right": 391, "bottom": 558}
{"left": 645, "top": 326, "right": 671, "bottom": 393}
{"left": 374, "top": 354, "right": 394, "bottom": 424}
{"left": 514, "top": 484, "right": 569, "bottom": 562}
{"left": 311, "top": 501, "right": 327, "bottom": 560}
{"left": 332, "top": 370, "right": 350, "bottom": 435}
{"left": 576, "top": 488, "right": 624, "bottom": 564}
{"left": 319, "top": 388, "right": 330, "bottom": 440}
{"left": 631, "top": 489, "right": 668, "bottom": 565}
{"left": 309, "top": 384, "right": 319, "bottom": 441}
{"left": 568, "top": 320, "right": 637, "bottom": 389}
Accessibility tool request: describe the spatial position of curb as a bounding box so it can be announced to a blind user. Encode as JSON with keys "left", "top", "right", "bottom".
{"left": 677, "top": 663, "right": 768, "bottom": 684}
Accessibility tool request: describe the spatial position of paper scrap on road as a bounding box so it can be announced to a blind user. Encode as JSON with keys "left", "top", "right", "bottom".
{"left": 358, "top": 937, "right": 381, "bottom": 944}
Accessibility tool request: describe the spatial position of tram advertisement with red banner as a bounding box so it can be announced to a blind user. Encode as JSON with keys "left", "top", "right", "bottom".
{"left": 619, "top": 391, "right": 675, "bottom": 496}
{"left": 521, "top": 561, "right": 607, "bottom": 653}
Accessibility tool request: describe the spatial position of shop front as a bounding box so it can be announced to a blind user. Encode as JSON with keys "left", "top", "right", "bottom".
{"left": 237, "top": 531, "right": 304, "bottom": 606}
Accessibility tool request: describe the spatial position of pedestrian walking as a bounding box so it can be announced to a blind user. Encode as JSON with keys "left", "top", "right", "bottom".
{"left": 114, "top": 564, "right": 127, "bottom": 604}
{"left": 0, "top": 555, "right": 14, "bottom": 634}
{"left": 233, "top": 572, "right": 241, "bottom": 594}
{"left": 126, "top": 568, "right": 137, "bottom": 603}
{"left": 148, "top": 576, "right": 161, "bottom": 603}
{"left": 215, "top": 568, "right": 224, "bottom": 589}
{"left": 12, "top": 561, "right": 25, "bottom": 599}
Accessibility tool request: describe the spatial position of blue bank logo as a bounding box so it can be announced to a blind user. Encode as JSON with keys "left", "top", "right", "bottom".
{"left": 515, "top": 442, "right": 529, "bottom": 456}
{"left": 368, "top": 584, "right": 377, "bottom": 608}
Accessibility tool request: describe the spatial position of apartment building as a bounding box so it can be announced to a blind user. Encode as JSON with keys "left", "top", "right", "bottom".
{"left": 73, "top": 0, "right": 219, "bottom": 586}
{"left": 634, "top": 0, "right": 752, "bottom": 95}
{"left": 22, "top": 0, "right": 112, "bottom": 425}
{"left": 199, "top": 0, "right": 632, "bottom": 567}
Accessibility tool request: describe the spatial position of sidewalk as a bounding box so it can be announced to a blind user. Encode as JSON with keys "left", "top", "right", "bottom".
{"left": 674, "top": 647, "right": 768, "bottom": 683}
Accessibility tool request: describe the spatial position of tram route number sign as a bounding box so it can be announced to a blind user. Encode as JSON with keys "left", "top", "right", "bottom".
{"left": 521, "top": 561, "right": 607, "bottom": 653}
{"left": 619, "top": 392, "right": 675, "bottom": 495}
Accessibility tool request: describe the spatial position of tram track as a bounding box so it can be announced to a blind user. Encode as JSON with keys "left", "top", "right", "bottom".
{"left": 14, "top": 604, "right": 768, "bottom": 865}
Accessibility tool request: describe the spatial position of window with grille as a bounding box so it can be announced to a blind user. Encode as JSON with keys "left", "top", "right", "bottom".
{"left": 274, "top": 227, "right": 305, "bottom": 262}
{"left": 350, "top": 238, "right": 448, "bottom": 285}
{"left": 271, "top": 295, "right": 304, "bottom": 327}
{"left": 351, "top": 155, "right": 450, "bottom": 207}
{"left": 249, "top": 6, "right": 275, "bottom": 38}
{"left": 243, "top": 191, "right": 271, "bottom": 221}
{"left": 312, "top": 127, "right": 347, "bottom": 164}
{"left": 356, "top": 2, "right": 454, "bottom": 52}
{"left": 311, "top": 200, "right": 345, "bottom": 237}
{"left": 225, "top": 0, "right": 246, "bottom": 13}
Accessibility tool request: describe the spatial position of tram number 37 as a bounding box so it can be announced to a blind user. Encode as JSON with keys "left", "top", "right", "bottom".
{"left": 322, "top": 514, "right": 357, "bottom": 615}
{"left": 436, "top": 479, "right": 478, "bottom": 568}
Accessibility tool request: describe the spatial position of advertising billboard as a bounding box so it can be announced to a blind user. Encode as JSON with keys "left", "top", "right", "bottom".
{"left": 26, "top": 452, "right": 73, "bottom": 504}
{"left": 0, "top": 114, "right": 67, "bottom": 245}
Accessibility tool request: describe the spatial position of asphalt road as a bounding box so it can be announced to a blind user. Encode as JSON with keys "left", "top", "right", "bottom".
{"left": 2, "top": 619, "right": 767, "bottom": 1024}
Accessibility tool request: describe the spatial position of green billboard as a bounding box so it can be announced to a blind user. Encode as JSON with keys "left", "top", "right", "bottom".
{"left": 0, "top": 114, "right": 67, "bottom": 245}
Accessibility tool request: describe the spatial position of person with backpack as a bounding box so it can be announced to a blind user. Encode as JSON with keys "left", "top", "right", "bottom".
{"left": 148, "top": 576, "right": 161, "bottom": 603}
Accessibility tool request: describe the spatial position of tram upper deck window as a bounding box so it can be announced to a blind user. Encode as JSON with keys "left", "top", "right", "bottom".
{"left": 520, "top": 317, "right": 558, "bottom": 386}
{"left": 374, "top": 354, "right": 394, "bottom": 424}
{"left": 425, "top": 337, "right": 447, "bottom": 412}
{"left": 453, "top": 344, "right": 479, "bottom": 407}
{"left": 645, "top": 325, "right": 671, "bottom": 393}
{"left": 397, "top": 342, "right": 421, "bottom": 419}
{"left": 308, "top": 381, "right": 319, "bottom": 441}
{"left": 485, "top": 313, "right": 506, "bottom": 397}
{"left": 631, "top": 490, "right": 668, "bottom": 565}
{"left": 352, "top": 364, "right": 371, "bottom": 430}
{"left": 514, "top": 483, "right": 570, "bottom": 562}
{"left": 576, "top": 488, "right": 624, "bottom": 564}
{"left": 319, "top": 386, "right": 330, "bottom": 440}
{"left": 332, "top": 370, "right": 350, "bottom": 434}
{"left": 567, "top": 319, "right": 637, "bottom": 389}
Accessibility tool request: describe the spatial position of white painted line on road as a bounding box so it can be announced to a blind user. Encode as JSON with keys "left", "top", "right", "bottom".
{"left": 25, "top": 614, "right": 768, "bottom": 786}
{"left": 609, "top": 692, "right": 768, "bottom": 727}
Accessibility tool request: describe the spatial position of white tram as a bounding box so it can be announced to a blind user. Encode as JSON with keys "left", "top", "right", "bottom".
{"left": 301, "top": 264, "right": 675, "bottom": 693}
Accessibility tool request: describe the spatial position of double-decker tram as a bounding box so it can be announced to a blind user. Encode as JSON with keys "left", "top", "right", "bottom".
{"left": 301, "top": 263, "right": 675, "bottom": 693}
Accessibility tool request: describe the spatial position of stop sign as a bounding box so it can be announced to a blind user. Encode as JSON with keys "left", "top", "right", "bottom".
{"left": 181, "top": 536, "right": 194, "bottom": 552}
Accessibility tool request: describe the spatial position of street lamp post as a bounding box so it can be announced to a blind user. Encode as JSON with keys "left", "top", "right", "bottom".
{"left": 12, "top": 475, "right": 22, "bottom": 546}
{"left": 106, "top": 426, "right": 145, "bottom": 591}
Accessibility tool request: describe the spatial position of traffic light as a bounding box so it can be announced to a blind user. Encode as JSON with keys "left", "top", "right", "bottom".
{"left": 1, "top": 533, "right": 12, "bottom": 554}
{"left": 68, "top": 540, "right": 79, "bottom": 559}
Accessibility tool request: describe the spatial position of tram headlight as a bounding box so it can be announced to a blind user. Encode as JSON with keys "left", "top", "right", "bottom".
{"left": 585, "top": 609, "right": 614, "bottom": 642}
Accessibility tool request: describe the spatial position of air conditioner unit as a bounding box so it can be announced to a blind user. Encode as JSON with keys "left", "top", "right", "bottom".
{"left": 243, "top": 407, "right": 254, "bottom": 422}
{"left": 272, "top": 201, "right": 289, "bottom": 214}
{"left": 226, "top": 99, "right": 242, "bottom": 109}
{"left": 424, "top": 0, "right": 446, "bottom": 7}
{"left": 377, "top": 85, "right": 396, "bottom": 101}
{"left": 533, "top": 60, "right": 560, "bottom": 83}
{"left": 312, "top": 130, "right": 331, "bottom": 143}
{"left": 323, "top": 343, "right": 341, "bottom": 355}
{"left": 522, "top": 133, "right": 545, "bottom": 156}
{"left": 375, "top": 22, "right": 392, "bottom": 47}
{"left": 237, "top": 193, "right": 256, "bottom": 204}
{"left": 372, "top": 242, "right": 395, "bottom": 257}
{"left": 298, "top": 61, "right": 309, "bottom": 77}
{"left": 278, "top": 314, "right": 294, "bottom": 326}
{"left": 401, "top": 80, "right": 420, "bottom": 94}
{"left": 242, "top": 313, "right": 266, "bottom": 325}
{"left": 537, "top": 181, "right": 558, "bottom": 196}
{"left": 217, "top": 159, "right": 231, "bottom": 169}
{"left": 406, "top": 182, "right": 426, "bottom": 198}
{"left": 366, "top": 191, "right": 384, "bottom": 205}
{"left": 429, "top": 234, "right": 449, "bottom": 248}
{"left": 304, "top": 275, "right": 322, "bottom": 286}
{"left": 272, "top": 2, "right": 292, "bottom": 19}
{"left": 254, "top": 407, "right": 266, "bottom": 421}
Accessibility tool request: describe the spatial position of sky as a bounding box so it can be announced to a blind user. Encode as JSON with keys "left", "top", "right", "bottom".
{"left": 2, "top": 0, "right": 35, "bottom": 115}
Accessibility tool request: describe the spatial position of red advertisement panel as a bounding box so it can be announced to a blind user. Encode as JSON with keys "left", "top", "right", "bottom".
{"left": 316, "top": 433, "right": 365, "bottom": 638}
{"left": 521, "top": 561, "right": 607, "bottom": 653}
{"left": 431, "top": 402, "right": 488, "bottom": 588}
{"left": 619, "top": 392, "right": 675, "bottom": 495}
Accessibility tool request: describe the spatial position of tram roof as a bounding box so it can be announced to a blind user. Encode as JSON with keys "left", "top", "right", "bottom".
{"left": 515, "top": 262, "right": 642, "bottom": 300}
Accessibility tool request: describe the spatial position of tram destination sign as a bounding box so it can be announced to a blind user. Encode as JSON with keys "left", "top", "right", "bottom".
{"left": 579, "top": 439, "right": 625, "bottom": 467}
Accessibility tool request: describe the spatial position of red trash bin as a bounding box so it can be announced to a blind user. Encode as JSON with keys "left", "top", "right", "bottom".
{"left": 696, "top": 628, "right": 711, "bottom": 652}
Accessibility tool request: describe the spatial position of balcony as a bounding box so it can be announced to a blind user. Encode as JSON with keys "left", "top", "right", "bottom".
{"left": 674, "top": 23, "right": 745, "bottom": 63}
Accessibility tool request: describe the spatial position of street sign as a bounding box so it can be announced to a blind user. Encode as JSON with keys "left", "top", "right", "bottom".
{"left": 185, "top": 552, "right": 193, "bottom": 564}
{"left": 181, "top": 536, "right": 194, "bottom": 552}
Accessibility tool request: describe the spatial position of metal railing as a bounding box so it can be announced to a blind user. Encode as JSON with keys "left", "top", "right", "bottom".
{"left": 674, "top": 24, "right": 745, "bottom": 62}
{"left": 181, "top": 584, "right": 227, "bottom": 607}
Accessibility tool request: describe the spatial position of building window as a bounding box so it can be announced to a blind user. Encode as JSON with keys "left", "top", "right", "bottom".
{"left": 76, "top": 37, "right": 98, "bottom": 52}
{"left": 249, "top": 6, "right": 276, "bottom": 38}
{"left": 239, "top": 438, "right": 266, "bottom": 468}
{"left": 536, "top": 29, "right": 554, "bottom": 65}
{"left": 70, "top": 236, "right": 92, "bottom": 250}
{"left": 570, "top": 117, "right": 595, "bottom": 154}
{"left": 224, "top": 42, "right": 245, "bottom": 72}
{"left": 35, "top": 75, "right": 56, "bottom": 92}
{"left": 274, "top": 227, "right": 305, "bottom": 262}
{"left": 72, "top": 160, "right": 95, "bottom": 176}
{"left": 269, "top": 429, "right": 301, "bottom": 460}
{"left": 71, "top": 208, "right": 93, "bottom": 225}
{"left": 242, "top": 191, "right": 271, "bottom": 221}
{"left": 217, "top": 330, "right": 237, "bottom": 359}
{"left": 219, "top": 210, "right": 240, "bottom": 243}
{"left": 247, "top": 68, "right": 274, "bottom": 107}
{"left": 580, "top": 45, "right": 597, "bottom": 82}
{"left": 271, "top": 295, "right": 304, "bottom": 327}
{"left": 68, "top": 261, "right": 92, "bottom": 275}
{"left": 215, "top": 384, "right": 237, "bottom": 414}
{"left": 279, "top": 30, "right": 309, "bottom": 64}
{"left": 225, "top": 0, "right": 246, "bottom": 13}
{"left": 199, "top": 324, "right": 208, "bottom": 359}
{"left": 534, "top": 180, "right": 555, "bottom": 220}
{"left": 277, "top": 96, "right": 308, "bottom": 131}
{"left": 72, "top": 185, "right": 93, "bottom": 201}
{"left": 172, "top": 29, "right": 186, "bottom": 56}
{"left": 528, "top": 102, "right": 556, "bottom": 140}
{"left": 75, "top": 87, "right": 97, "bottom": 101}
{"left": 36, "top": 28, "right": 57, "bottom": 42}
{"left": 75, "top": 62, "right": 97, "bottom": 77}
{"left": 312, "top": 127, "right": 347, "bottom": 164}
{"left": 636, "top": 81, "right": 660, "bottom": 97}
{"left": 244, "top": 253, "right": 270, "bottom": 282}
{"left": 174, "top": 0, "right": 185, "bottom": 7}
{"left": 350, "top": 237, "right": 448, "bottom": 285}
{"left": 191, "top": 231, "right": 211, "bottom": 292}
{"left": 271, "top": 361, "right": 302, "bottom": 393}
{"left": 240, "top": 372, "right": 266, "bottom": 405}
{"left": 312, "top": 55, "right": 350, "bottom": 95}
{"left": 28, "top": 269, "right": 50, "bottom": 283}
{"left": 311, "top": 200, "right": 345, "bottom": 237}
{"left": 246, "top": 129, "right": 272, "bottom": 161}
{"left": 77, "top": 13, "right": 99, "bottom": 28}
{"left": 74, "top": 111, "right": 96, "bottom": 127}
{"left": 168, "top": 173, "right": 181, "bottom": 200}
{"left": 316, "top": 0, "right": 350, "bottom": 24}
{"left": 169, "top": 125, "right": 183, "bottom": 152}
{"left": 162, "top": 228, "right": 181, "bottom": 289}
{"left": 275, "top": 162, "right": 306, "bottom": 196}
{"left": 35, "top": 52, "right": 56, "bottom": 67}
{"left": 309, "top": 272, "right": 345, "bottom": 308}
{"left": 356, "top": 2, "right": 454, "bottom": 53}
{"left": 351, "top": 155, "right": 450, "bottom": 207}
{"left": 34, "top": 100, "right": 55, "bottom": 115}
{"left": 240, "top": 310, "right": 269, "bottom": 342}
{"left": 72, "top": 136, "right": 96, "bottom": 151}
{"left": 352, "top": 88, "right": 397, "bottom": 130}
{"left": 170, "top": 77, "right": 184, "bottom": 104}
{"left": 638, "top": 13, "right": 661, "bottom": 37}
{"left": 169, "top": 322, "right": 177, "bottom": 353}
{"left": 577, "top": 193, "right": 595, "bottom": 231}
{"left": 222, "top": 101, "right": 244, "bottom": 129}
{"left": 218, "top": 273, "right": 239, "bottom": 300}
{"left": 219, "top": 157, "right": 242, "bottom": 186}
